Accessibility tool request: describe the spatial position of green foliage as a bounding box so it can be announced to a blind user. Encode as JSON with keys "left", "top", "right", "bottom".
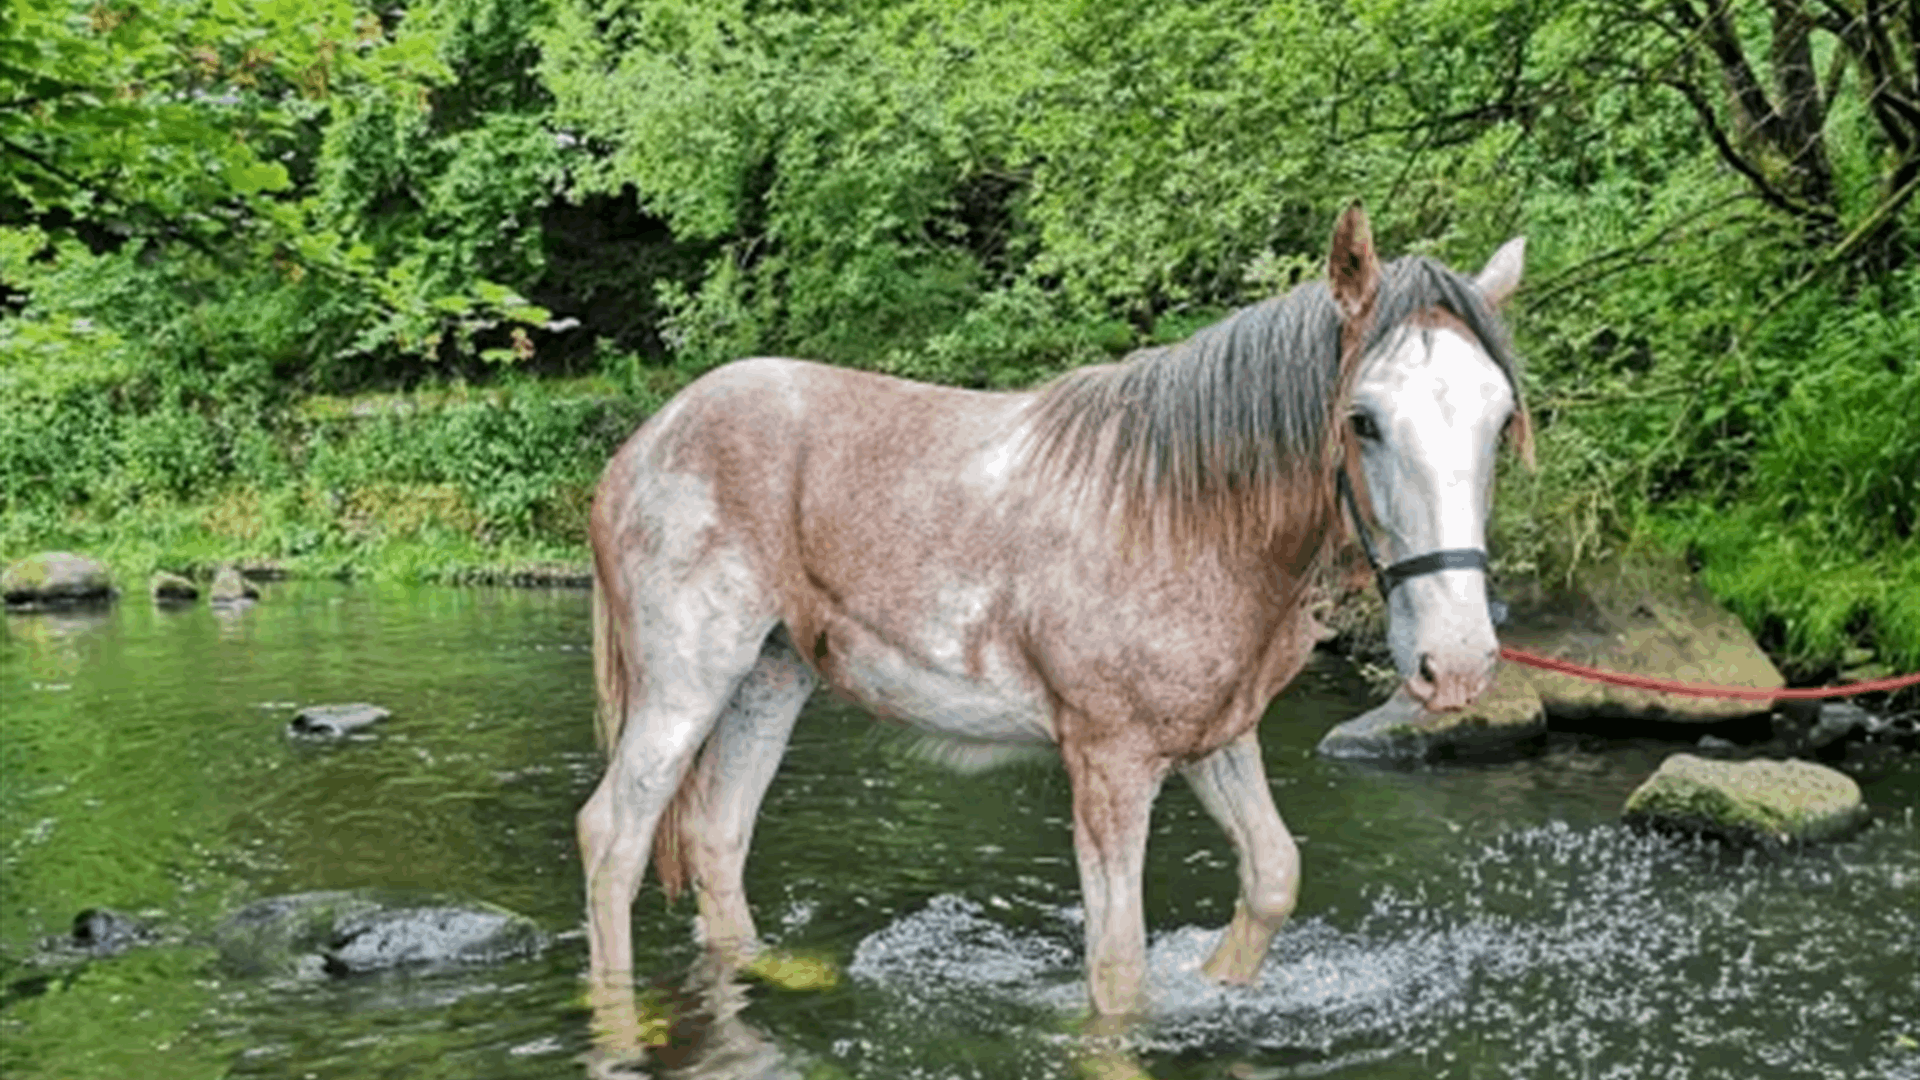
{"left": 1652, "top": 270, "right": 1920, "bottom": 670}
{"left": 3, "top": 0, "right": 1917, "bottom": 670}
{"left": 2, "top": 0, "right": 443, "bottom": 244}
{"left": 544, "top": 0, "right": 1023, "bottom": 365}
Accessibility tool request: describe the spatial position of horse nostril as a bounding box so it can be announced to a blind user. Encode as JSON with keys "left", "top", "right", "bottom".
{"left": 1419, "top": 653, "right": 1438, "bottom": 684}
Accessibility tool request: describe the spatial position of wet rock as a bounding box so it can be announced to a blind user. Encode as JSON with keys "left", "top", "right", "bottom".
{"left": 211, "top": 890, "right": 547, "bottom": 978}
{"left": 1499, "top": 553, "right": 1782, "bottom": 726}
{"left": 208, "top": 565, "right": 260, "bottom": 604}
{"left": 150, "top": 571, "right": 199, "bottom": 604}
{"left": 1622, "top": 753, "right": 1868, "bottom": 846}
{"left": 1318, "top": 666, "right": 1545, "bottom": 762}
{"left": 70, "top": 908, "right": 156, "bottom": 956}
{"left": 1876, "top": 712, "right": 1920, "bottom": 750}
{"left": 3, "top": 552, "right": 114, "bottom": 609}
{"left": 289, "top": 703, "right": 391, "bottom": 737}
{"left": 1806, "top": 703, "right": 1872, "bottom": 749}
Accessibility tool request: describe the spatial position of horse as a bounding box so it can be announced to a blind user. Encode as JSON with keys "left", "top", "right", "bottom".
{"left": 577, "top": 202, "right": 1533, "bottom": 1032}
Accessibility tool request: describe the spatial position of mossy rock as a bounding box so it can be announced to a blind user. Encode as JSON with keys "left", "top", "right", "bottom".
{"left": 1499, "top": 552, "right": 1782, "bottom": 723}
{"left": 742, "top": 948, "right": 841, "bottom": 991}
{"left": 3, "top": 552, "right": 114, "bottom": 608}
{"left": 1318, "top": 664, "right": 1544, "bottom": 762}
{"left": 208, "top": 565, "right": 260, "bottom": 604}
{"left": 1623, "top": 753, "right": 1868, "bottom": 846}
{"left": 150, "top": 571, "right": 199, "bottom": 603}
{"left": 211, "top": 890, "right": 547, "bottom": 978}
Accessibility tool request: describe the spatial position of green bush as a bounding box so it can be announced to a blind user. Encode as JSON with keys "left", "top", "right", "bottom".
{"left": 4, "top": 0, "right": 1916, "bottom": 674}
{"left": 1653, "top": 270, "right": 1920, "bottom": 670}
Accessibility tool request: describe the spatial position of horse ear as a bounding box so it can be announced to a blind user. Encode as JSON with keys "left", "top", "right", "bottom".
{"left": 1327, "top": 201, "right": 1380, "bottom": 322}
{"left": 1476, "top": 236, "right": 1525, "bottom": 308}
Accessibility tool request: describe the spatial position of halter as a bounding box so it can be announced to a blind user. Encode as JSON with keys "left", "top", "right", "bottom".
{"left": 1336, "top": 468, "right": 1488, "bottom": 602}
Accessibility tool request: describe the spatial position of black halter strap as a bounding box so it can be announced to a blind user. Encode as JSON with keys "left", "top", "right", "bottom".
{"left": 1336, "top": 469, "right": 1488, "bottom": 602}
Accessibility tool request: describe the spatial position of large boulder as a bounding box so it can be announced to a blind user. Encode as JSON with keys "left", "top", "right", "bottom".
{"left": 2, "top": 552, "right": 114, "bottom": 609}
{"left": 1318, "top": 665, "right": 1545, "bottom": 762}
{"left": 1496, "top": 552, "right": 1782, "bottom": 725}
{"left": 211, "top": 890, "right": 547, "bottom": 978}
{"left": 1623, "top": 753, "right": 1868, "bottom": 845}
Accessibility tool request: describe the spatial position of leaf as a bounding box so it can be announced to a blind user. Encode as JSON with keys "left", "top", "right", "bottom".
{"left": 223, "top": 160, "right": 291, "bottom": 196}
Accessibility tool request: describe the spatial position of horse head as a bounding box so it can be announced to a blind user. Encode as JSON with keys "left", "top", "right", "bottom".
{"left": 1327, "top": 203, "right": 1533, "bottom": 712}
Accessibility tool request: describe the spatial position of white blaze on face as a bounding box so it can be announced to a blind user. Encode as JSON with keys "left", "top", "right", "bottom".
{"left": 1351, "top": 324, "right": 1513, "bottom": 709}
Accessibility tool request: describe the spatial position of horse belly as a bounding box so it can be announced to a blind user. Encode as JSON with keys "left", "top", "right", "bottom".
{"left": 827, "top": 624, "right": 1053, "bottom": 747}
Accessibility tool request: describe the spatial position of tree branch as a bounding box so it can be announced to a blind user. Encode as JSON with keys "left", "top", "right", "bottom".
{"left": 1744, "top": 168, "right": 1920, "bottom": 333}
{"left": 1, "top": 137, "right": 222, "bottom": 258}
{"left": 1670, "top": 0, "right": 1787, "bottom": 147}
{"left": 1843, "top": 0, "right": 1920, "bottom": 153}
{"left": 1525, "top": 195, "right": 1756, "bottom": 307}
{"left": 1, "top": 136, "right": 92, "bottom": 191}
{"left": 1658, "top": 75, "right": 1837, "bottom": 225}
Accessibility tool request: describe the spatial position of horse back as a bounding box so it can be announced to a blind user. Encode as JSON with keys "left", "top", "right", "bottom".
{"left": 593, "top": 356, "right": 1032, "bottom": 640}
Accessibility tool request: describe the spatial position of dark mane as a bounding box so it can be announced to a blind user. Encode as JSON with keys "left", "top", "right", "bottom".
{"left": 1024, "top": 255, "right": 1524, "bottom": 557}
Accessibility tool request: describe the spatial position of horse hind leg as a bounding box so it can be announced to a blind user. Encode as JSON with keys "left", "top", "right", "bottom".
{"left": 578, "top": 573, "right": 776, "bottom": 1000}
{"left": 671, "top": 630, "right": 815, "bottom": 964}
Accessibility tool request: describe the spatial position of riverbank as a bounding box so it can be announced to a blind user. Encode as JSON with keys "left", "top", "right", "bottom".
{"left": 5, "top": 361, "right": 1916, "bottom": 687}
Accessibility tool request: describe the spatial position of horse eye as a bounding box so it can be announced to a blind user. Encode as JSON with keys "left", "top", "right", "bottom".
{"left": 1350, "top": 412, "right": 1381, "bottom": 442}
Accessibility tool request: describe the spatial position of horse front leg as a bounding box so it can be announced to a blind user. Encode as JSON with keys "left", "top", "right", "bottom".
{"left": 1179, "top": 730, "right": 1299, "bottom": 983}
{"left": 1063, "top": 738, "right": 1166, "bottom": 1017}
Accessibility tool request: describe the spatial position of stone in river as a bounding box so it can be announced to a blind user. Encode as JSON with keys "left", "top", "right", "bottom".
{"left": 1623, "top": 753, "right": 1868, "bottom": 846}
{"left": 3, "top": 552, "right": 114, "bottom": 609}
{"left": 211, "top": 890, "right": 548, "bottom": 978}
{"left": 289, "top": 703, "right": 391, "bottom": 737}
{"left": 1318, "top": 664, "right": 1545, "bottom": 762}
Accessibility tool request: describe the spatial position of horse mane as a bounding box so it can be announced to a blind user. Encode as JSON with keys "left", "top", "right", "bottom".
{"left": 1024, "top": 255, "right": 1527, "bottom": 562}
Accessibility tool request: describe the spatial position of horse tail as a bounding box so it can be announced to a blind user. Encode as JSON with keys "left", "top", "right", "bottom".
{"left": 591, "top": 564, "right": 694, "bottom": 900}
{"left": 590, "top": 571, "right": 627, "bottom": 757}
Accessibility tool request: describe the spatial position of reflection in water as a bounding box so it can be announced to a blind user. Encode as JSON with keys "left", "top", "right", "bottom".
{"left": 586, "top": 957, "right": 805, "bottom": 1080}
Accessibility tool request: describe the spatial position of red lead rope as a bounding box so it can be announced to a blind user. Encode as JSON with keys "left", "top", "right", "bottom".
{"left": 1498, "top": 646, "right": 1920, "bottom": 700}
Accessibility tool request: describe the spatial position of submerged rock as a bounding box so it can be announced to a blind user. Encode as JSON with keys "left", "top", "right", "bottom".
{"left": 150, "top": 571, "right": 199, "bottom": 604}
{"left": 1318, "top": 666, "right": 1545, "bottom": 762}
{"left": 208, "top": 565, "right": 260, "bottom": 604}
{"left": 1622, "top": 753, "right": 1868, "bottom": 845}
{"left": 1806, "top": 703, "right": 1872, "bottom": 749}
{"left": 3, "top": 552, "right": 114, "bottom": 609}
{"left": 69, "top": 908, "right": 157, "bottom": 956}
{"left": 211, "top": 890, "right": 547, "bottom": 978}
{"left": 288, "top": 703, "right": 391, "bottom": 737}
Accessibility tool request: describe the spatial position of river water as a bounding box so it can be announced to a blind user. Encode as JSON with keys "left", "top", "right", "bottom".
{"left": 2, "top": 582, "right": 1915, "bottom": 1079}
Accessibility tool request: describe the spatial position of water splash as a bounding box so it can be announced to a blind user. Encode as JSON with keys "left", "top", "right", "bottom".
{"left": 843, "top": 819, "right": 1920, "bottom": 1078}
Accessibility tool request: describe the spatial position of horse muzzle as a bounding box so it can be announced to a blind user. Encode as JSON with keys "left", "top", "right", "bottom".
{"left": 1336, "top": 470, "right": 1501, "bottom": 712}
{"left": 1402, "top": 646, "right": 1497, "bottom": 712}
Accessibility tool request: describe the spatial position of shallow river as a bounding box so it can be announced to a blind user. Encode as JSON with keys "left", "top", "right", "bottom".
{"left": 2, "top": 583, "right": 1916, "bottom": 1079}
